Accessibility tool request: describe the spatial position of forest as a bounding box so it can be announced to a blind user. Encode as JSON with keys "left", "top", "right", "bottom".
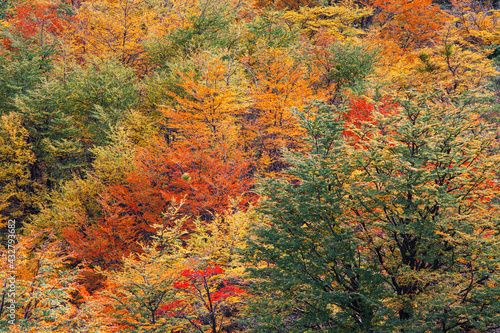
{"left": 1, "top": 0, "right": 500, "bottom": 331}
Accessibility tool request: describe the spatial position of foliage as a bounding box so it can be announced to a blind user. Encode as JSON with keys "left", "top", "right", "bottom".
{"left": 161, "top": 52, "right": 247, "bottom": 147}
{"left": 367, "top": 0, "right": 451, "bottom": 49}
{"left": 0, "top": 113, "right": 38, "bottom": 228}
{"left": 241, "top": 48, "right": 319, "bottom": 174}
{"left": 304, "top": 33, "right": 377, "bottom": 104}
{"left": 244, "top": 94, "right": 500, "bottom": 331}
{"left": 82, "top": 221, "right": 186, "bottom": 332}
{"left": 244, "top": 10, "right": 299, "bottom": 53}
{"left": 62, "top": 57, "right": 140, "bottom": 146}
{"left": 0, "top": 0, "right": 13, "bottom": 21}
{"left": 158, "top": 264, "right": 247, "bottom": 333}
{"left": 392, "top": 34, "right": 498, "bottom": 103}
{"left": 283, "top": 2, "right": 373, "bottom": 39}
{"left": 1, "top": 0, "right": 71, "bottom": 48}
{"left": 254, "top": 0, "right": 318, "bottom": 11}
{"left": 3, "top": 0, "right": 500, "bottom": 331}
{"left": 146, "top": 0, "right": 239, "bottom": 66}
{"left": 0, "top": 0, "right": 72, "bottom": 115}
{"left": 0, "top": 231, "right": 76, "bottom": 332}
{"left": 62, "top": 137, "right": 255, "bottom": 268}
{"left": 64, "top": 0, "right": 160, "bottom": 71}
{"left": 14, "top": 79, "right": 85, "bottom": 187}
{"left": 73, "top": 208, "right": 256, "bottom": 332}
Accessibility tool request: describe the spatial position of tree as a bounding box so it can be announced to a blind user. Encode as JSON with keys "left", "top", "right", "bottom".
{"left": 8, "top": 57, "right": 142, "bottom": 188}
{"left": 0, "top": 0, "right": 13, "bottom": 20}
{"left": 62, "top": 137, "right": 256, "bottom": 268}
{"left": 367, "top": 0, "right": 451, "bottom": 50}
{"left": 0, "top": 0, "right": 70, "bottom": 113}
{"left": 62, "top": 57, "right": 140, "bottom": 147}
{"left": 244, "top": 91, "right": 500, "bottom": 331}
{"left": 254, "top": 0, "right": 318, "bottom": 11}
{"left": 402, "top": 36, "right": 497, "bottom": 98}
{"left": 302, "top": 33, "right": 377, "bottom": 105}
{"left": 344, "top": 92, "right": 500, "bottom": 331}
{"left": 448, "top": 0, "right": 500, "bottom": 48}
{"left": 0, "top": 113, "right": 38, "bottom": 228}
{"left": 72, "top": 209, "right": 255, "bottom": 332}
{"left": 161, "top": 52, "right": 247, "bottom": 148}
{"left": 1, "top": 0, "right": 70, "bottom": 48}
{"left": 158, "top": 264, "right": 247, "bottom": 333}
{"left": 14, "top": 79, "right": 85, "bottom": 187}
{"left": 29, "top": 128, "right": 142, "bottom": 295}
{"left": 242, "top": 48, "right": 320, "bottom": 174}
{"left": 0, "top": 45, "right": 53, "bottom": 114}
{"left": 0, "top": 231, "right": 77, "bottom": 332}
{"left": 64, "top": 0, "right": 161, "bottom": 71}
{"left": 282, "top": 3, "right": 373, "bottom": 39}
{"left": 243, "top": 102, "right": 379, "bottom": 332}
{"left": 79, "top": 221, "right": 186, "bottom": 333}
{"left": 145, "top": 0, "right": 239, "bottom": 66}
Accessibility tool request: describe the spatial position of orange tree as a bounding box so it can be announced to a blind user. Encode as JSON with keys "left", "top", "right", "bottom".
{"left": 242, "top": 48, "right": 319, "bottom": 174}
{"left": 366, "top": 0, "right": 451, "bottom": 50}
{"left": 63, "top": 137, "right": 256, "bottom": 269}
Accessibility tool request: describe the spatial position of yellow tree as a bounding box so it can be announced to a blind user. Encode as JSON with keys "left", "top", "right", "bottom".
{"left": 254, "top": 0, "right": 317, "bottom": 10}
{"left": 283, "top": 1, "right": 373, "bottom": 39}
{"left": 449, "top": 0, "right": 500, "bottom": 47}
{"left": 242, "top": 48, "right": 320, "bottom": 174}
{"left": 370, "top": 23, "right": 498, "bottom": 104}
{"left": 84, "top": 208, "right": 255, "bottom": 332}
{"left": 161, "top": 52, "right": 248, "bottom": 150}
{"left": 76, "top": 220, "right": 185, "bottom": 333}
{"left": 63, "top": 0, "right": 162, "bottom": 71}
{"left": 395, "top": 29, "right": 497, "bottom": 99}
{"left": 0, "top": 113, "right": 38, "bottom": 228}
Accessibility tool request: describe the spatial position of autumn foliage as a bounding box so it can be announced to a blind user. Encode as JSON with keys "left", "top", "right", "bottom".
{"left": 63, "top": 137, "right": 255, "bottom": 268}
{"left": 2, "top": 0, "right": 500, "bottom": 331}
{"left": 1, "top": 0, "right": 70, "bottom": 50}
{"left": 366, "top": 0, "right": 451, "bottom": 49}
{"left": 159, "top": 264, "right": 246, "bottom": 332}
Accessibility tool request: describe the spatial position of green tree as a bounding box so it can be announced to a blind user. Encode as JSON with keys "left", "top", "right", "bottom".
{"left": 0, "top": 40, "right": 54, "bottom": 114}
{"left": 62, "top": 58, "right": 140, "bottom": 146}
{"left": 244, "top": 102, "right": 383, "bottom": 332}
{"left": 14, "top": 79, "right": 85, "bottom": 188}
{"left": 0, "top": 0, "right": 12, "bottom": 20}
{"left": 145, "top": 0, "right": 238, "bottom": 67}
{"left": 244, "top": 93, "right": 500, "bottom": 331}
{"left": 9, "top": 58, "right": 140, "bottom": 188}
{"left": 0, "top": 0, "right": 71, "bottom": 113}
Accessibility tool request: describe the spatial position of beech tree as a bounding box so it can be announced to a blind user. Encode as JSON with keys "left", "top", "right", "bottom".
{"left": 0, "top": 0, "right": 71, "bottom": 113}
{"left": 367, "top": 0, "right": 451, "bottom": 49}
{"left": 0, "top": 113, "right": 38, "bottom": 227}
{"left": 282, "top": 3, "right": 373, "bottom": 39}
{"left": 75, "top": 210, "right": 254, "bottom": 332}
{"left": 158, "top": 264, "right": 247, "bottom": 333}
{"left": 14, "top": 79, "right": 85, "bottom": 187}
{"left": 63, "top": 137, "right": 256, "bottom": 268}
{"left": 0, "top": 231, "right": 76, "bottom": 332}
{"left": 64, "top": 0, "right": 161, "bottom": 71}
{"left": 245, "top": 92, "right": 500, "bottom": 331}
{"left": 161, "top": 53, "right": 246, "bottom": 147}
{"left": 242, "top": 48, "right": 318, "bottom": 174}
